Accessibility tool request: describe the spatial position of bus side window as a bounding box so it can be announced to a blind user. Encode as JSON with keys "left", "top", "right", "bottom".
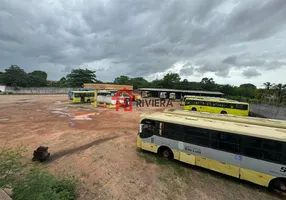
{"left": 162, "top": 122, "right": 184, "bottom": 141}
{"left": 211, "top": 131, "right": 241, "bottom": 153}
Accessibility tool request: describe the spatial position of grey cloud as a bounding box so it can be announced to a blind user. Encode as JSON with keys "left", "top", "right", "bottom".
{"left": 222, "top": 56, "right": 237, "bottom": 65}
{"left": 195, "top": 62, "right": 231, "bottom": 78}
{"left": 242, "top": 68, "right": 261, "bottom": 78}
{"left": 220, "top": 55, "right": 285, "bottom": 72}
{"left": 180, "top": 63, "right": 195, "bottom": 76}
{"left": 0, "top": 0, "right": 286, "bottom": 83}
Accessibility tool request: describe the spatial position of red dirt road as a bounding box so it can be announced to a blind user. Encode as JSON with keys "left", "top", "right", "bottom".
{"left": 0, "top": 95, "right": 283, "bottom": 200}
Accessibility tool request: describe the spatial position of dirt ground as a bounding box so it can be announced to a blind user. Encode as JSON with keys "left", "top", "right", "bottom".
{"left": 0, "top": 95, "right": 283, "bottom": 200}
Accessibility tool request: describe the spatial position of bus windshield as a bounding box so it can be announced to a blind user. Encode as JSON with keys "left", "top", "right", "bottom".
{"left": 68, "top": 91, "right": 74, "bottom": 100}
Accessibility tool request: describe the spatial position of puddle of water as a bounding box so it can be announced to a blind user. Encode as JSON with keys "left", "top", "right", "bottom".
{"left": 51, "top": 111, "right": 71, "bottom": 117}
{"left": 71, "top": 113, "right": 96, "bottom": 120}
{"left": 49, "top": 107, "right": 68, "bottom": 111}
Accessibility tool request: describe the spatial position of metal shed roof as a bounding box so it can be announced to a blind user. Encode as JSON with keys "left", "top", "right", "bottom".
{"left": 137, "top": 88, "right": 224, "bottom": 95}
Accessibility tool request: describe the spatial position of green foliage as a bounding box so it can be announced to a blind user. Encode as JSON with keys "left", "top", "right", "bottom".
{"left": 0, "top": 144, "right": 26, "bottom": 188}
{"left": 0, "top": 145, "right": 78, "bottom": 200}
{"left": 114, "top": 75, "right": 129, "bottom": 85}
{"left": 27, "top": 74, "right": 48, "bottom": 87}
{"left": 200, "top": 77, "right": 217, "bottom": 91}
{"left": 12, "top": 168, "right": 77, "bottom": 200}
{"left": 129, "top": 77, "right": 149, "bottom": 89}
{"left": 0, "top": 72, "right": 3, "bottom": 84}
{"left": 29, "top": 71, "right": 48, "bottom": 80}
{"left": 58, "top": 77, "right": 68, "bottom": 87}
{"left": 162, "top": 73, "right": 181, "bottom": 89}
{"left": 66, "top": 68, "right": 97, "bottom": 87}
{"left": 263, "top": 82, "right": 274, "bottom": 90}
{"left": 3, "top": 65, "right": 29, "bottom": 87}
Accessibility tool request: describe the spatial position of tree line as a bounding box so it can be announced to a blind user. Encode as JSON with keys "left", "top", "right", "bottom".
{"left": 0, "top": 65, "right": 285, "bottom": 104}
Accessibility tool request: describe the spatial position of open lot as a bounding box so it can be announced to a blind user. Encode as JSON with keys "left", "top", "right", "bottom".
{"left": 0, "top": 95, "right": 283, "bottom": 200}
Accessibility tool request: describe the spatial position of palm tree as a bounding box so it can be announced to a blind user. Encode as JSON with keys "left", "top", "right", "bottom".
{"left": 273, "top": 83, "right": 286, "bottom": 103}
{"left": 263, "top": 82, "right": 274, "bottom": 90}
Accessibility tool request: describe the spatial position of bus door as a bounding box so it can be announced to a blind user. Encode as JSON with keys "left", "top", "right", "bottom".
{"left": 80, "top": 93, "right": 85, "bottom": 103}
{"left": 199, "top": 101, "right": 208, "bottom": 112}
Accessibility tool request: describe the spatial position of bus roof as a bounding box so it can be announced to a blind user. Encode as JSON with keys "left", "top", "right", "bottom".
{"left": 163, "top": 109, "right": 286, "bottom": 129}
{"left": 71, "top": 90, "right": 94, "bottom": 93}
{"left": 184, "top": 95, "right": 227, "bottom": 99}
{"left": 140, "top": 112, "right": 286, "bottom": 142}
{"left": 185, "top": 97, "right": 248, "bottom": 104}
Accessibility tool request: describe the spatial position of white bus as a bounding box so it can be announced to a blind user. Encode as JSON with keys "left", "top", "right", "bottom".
{"left": 137, "top": 112, "right": 286, "bottom": 194}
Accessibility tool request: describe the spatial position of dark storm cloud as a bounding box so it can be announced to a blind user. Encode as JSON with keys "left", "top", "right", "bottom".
{"left": 242, "top": 68, "right": 261, "bottom": 78}
{"left": 0, "top": 0, "right": 286, "bottom": 81}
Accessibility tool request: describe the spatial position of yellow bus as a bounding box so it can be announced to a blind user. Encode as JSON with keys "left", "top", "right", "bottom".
{"left": 68, "top": 91, "right": 95, "bottom": 103}
{"left": 163, "top": 109, "right": 286, "bottom": 129}
{"left": 180, "top": 95, "right": 228, "bottom": 106}
{"left": 184, "top": 96, "right": 249, "bottom": 116}
{"left": 137, "top": 112, "right": 286, "bottom": 194}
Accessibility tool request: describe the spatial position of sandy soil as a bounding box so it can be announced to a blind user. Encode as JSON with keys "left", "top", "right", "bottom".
{"left": 0, "top": 95, "right": 283, "bottom": 200}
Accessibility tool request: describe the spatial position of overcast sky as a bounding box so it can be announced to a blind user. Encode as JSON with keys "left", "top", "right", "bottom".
{"left": 1, "top": 0, "right": 286, "bottom": 87}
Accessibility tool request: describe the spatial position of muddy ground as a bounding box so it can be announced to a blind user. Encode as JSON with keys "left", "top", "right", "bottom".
{"left": 0, "top": 95, "right": 283, "bottom": 200}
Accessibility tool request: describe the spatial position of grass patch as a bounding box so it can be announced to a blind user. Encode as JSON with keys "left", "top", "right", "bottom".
{"left": 1, "top": 144, "right": 79, "bottom": 200}
{"left": 136, "top": 149, "right": 187, "bottom": 177}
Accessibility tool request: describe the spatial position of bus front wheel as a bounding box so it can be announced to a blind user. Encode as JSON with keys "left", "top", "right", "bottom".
{"left": 158, "top": 146, "right": 173, "bottom": 160}
{"left": 191, "top": 107, "right": 197, "bottom": 111}
{"left": 221, "top": 111, "right": 227, "bottom": 114}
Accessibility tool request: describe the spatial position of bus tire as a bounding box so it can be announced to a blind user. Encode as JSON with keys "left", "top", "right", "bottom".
{"left": 191, "top": 107, "right": 197, "bottom": 111}
{"left": 87, "top": 99, "right": 91, "bottom": 103}
{"left": 269, "top": 178, "right": 286, "bottom": 195}
{"left": 221, "top": 111, "right": 227, "bottom": 114}
{"left": 158, "top": 146, "right": 173, "bottom": 160}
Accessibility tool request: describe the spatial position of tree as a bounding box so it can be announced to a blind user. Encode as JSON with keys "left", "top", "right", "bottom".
{"left": 3, "top": 65, "right": 29, "bottom": 87}
{"left": 263, "top": 82, "right": 274, "bottom": 90}
{"left": 29, "top": 70, "right": 48, "bottom": 80}
{"left": 178, "top": 79, "right": 190, "bottom": 90}
{"left": 129, "top": 77, "right": 149, "bottom": 89}
{"left": 150, "top": 79, "right": 164, "bottom": 88}
{"left": 162, "top": 73, "right": 181, "bottom": 88}
{"left": 27, "top": 70, "right": 48, "bottom": 87}
{"left": 113, "top": 75, "right": 130, "bottom": 85}
{"left": 66, "top": 68, "right": 97, "bottom": 87}
{"left": 273, "top": 83, "right": 286, "bottom": 103}
{"left": 200, "top": 77, "right": 216, "bottom": 91}
{"left": 220, "top": 84, "right": 233, "bottom": 96}
{"left": 58, "top": 77, "right": 68, "bottom": 87}
{"left": 239, "top": 83, "right": 257, "bottom": 98}
{"left": 0, "top": 72, "right": 3, "bottom": 84}
{"left": 27, "top": 74, "right": 48, "bottom": 87}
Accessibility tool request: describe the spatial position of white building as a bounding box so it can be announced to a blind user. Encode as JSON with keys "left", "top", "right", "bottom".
{"left": 0, "top": 85, "right": 6, "bottom": 93}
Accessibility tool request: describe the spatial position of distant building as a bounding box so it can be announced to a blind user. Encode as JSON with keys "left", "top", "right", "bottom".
{"left": 83, "top": 83, "right": 133, "bottom": 91}
{"left": 137, "top": 88, "right": 224, "bottom": 99}
{"left": 0, "top": 85, "right": 5, "bottom": 93}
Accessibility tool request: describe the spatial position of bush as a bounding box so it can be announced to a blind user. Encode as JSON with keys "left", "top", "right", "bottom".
{"left": 12, "top": 168, "right": 77, "bottom": 200}
{"left": 0, "top": 144, "right": 26, "bottom": 188}
{"left": 0, "top": 145, "right": 78, "bottom": 200}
